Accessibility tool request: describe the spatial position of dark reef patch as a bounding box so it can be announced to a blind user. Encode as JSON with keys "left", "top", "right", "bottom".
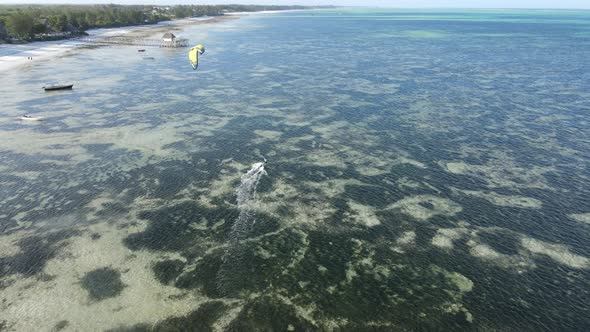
{"left": 175, "top": 249, "right": 224, "bottom": 298}
{"left": 153, "top": 260, "right": 185, "bottom": 285}
{"left": 217, "top": 227, "right": 308, "bottom": 297}
{"left": 80, "top": 267, "right": 125, "bottom": 301}
{"left": 152, "top": 162, "right": 195, "bottom": 199}
{"left": 123, "top": 201, "right": 238, "bottom": 253}
{"left": 52, "top": 320, "right": 69, "bottom": 331}
{"left": 226, "top": 295, "right": 317, "bottom": 332}
{"left": 344, "top": 184, "right": 395, "bottom": 208}
{"left": 276, "top": 163, "right": 345, "bottom": 183}
{"left": 83, "top": 143, "right": 114, "bottom": 154}
{"left": 95, "top": 202, "right": 130, "bottom": 217}
{"left": 261, "top": 230, "right": 476, "bottom": 329}
{"left": 423, "top": 237, "right": 590, "bottom": 331}
{"left": 477, "top": 230, "right": 521, "bottom": 256}
{"left": 247, "top": 212, "right": 281, "bottom": 238}
{"left": 107, "top": 301, "right": 227, "bottom": 332}
{"left": 0, "top": 230, "right": 77, "bottom": 279}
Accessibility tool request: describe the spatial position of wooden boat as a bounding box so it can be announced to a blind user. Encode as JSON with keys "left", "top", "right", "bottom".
{"left": 20, "top": 115, "right": 43, "bottom": 121}
{"left": 138, "top": 49, "right": 146, "bottom": 52}
{"left": 43, "top": 84, "right": 73, "bottom": 91}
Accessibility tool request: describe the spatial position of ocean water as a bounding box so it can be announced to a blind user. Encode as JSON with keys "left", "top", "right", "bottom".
{"left": 1, "top": 8, "right": 590, "bottom": 331}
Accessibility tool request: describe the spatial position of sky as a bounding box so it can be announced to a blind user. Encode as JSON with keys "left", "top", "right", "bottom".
{"left": 0, "top": 0, "right": 589, "bottom": 9}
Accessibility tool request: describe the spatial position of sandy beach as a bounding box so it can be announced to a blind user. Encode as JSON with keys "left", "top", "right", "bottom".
{"left": 0, "top": 15, "right": 233, "bottom": 74}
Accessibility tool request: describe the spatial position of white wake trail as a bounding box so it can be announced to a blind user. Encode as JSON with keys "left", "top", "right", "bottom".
{"left": 237, "top": 162, "right": 267, "bottom": 209}
{"left": 217, "top": 161, "right": 267, "bottom": 296}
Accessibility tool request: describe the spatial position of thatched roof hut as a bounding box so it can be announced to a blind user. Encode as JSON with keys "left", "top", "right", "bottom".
{"left": 162, "top": 32, "right": 176, "bottom": 42}
{"left": 160, "top": 32, "right": 188, "bottom": 48}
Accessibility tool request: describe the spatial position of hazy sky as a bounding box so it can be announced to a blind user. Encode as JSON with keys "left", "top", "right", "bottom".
{"left": 0, "top": 0, "right": 589, "bottom": 9}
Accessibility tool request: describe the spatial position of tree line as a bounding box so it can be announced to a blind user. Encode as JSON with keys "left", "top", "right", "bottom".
{"left": 0, "top": 4, "right": 313, "bottom": 41}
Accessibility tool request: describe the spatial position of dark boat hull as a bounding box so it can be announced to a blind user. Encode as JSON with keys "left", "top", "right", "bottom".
{"left": 44, "top": 84, "right": 74, "bottom": 91}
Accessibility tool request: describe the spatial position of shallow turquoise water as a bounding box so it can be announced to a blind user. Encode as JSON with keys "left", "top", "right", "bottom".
{"left": 0, "top": 9, "right": 589, "bottom": 331}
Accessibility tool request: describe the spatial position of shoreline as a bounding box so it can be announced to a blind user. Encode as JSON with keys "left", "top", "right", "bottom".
{"left": 224, "top": 9, "right": 311, "bottom": 15}
{"left": 0, "top": 15, "right": 234, "bottom": 74}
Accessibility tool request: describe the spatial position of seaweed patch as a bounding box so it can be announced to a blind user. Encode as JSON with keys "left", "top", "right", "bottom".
{"left": 80, "top": 267, "right": 125, "bottom": 301}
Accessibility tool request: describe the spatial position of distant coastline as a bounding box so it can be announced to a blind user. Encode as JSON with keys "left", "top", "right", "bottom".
{"left": 0, "top": 5, "right": 331, "bottom": 73}
{"left": 0, "top": 13, "right": 235, "bottom": 73}
{"left": 0, "top": 4, "right": 326, "bottom": 45}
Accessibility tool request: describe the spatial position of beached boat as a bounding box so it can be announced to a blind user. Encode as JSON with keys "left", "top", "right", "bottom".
{"left": 43, "top": 84, "right": 73, "bottom": 91}
{"left": 20, "top": 115, "right": 43, "bottom": 121}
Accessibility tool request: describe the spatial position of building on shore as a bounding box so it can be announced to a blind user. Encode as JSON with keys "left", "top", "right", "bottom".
{"left": 161, "top": 32, "right": 188, "bottom": 47}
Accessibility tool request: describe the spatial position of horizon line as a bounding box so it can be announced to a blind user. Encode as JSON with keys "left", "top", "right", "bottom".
{"left": 0, "top": 3, "right": 589, "bottom": 10}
